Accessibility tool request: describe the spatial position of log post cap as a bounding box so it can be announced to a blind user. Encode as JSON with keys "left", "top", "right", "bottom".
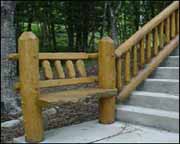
{"left": 19, "top": 32, "right": 38, "bottom": 41}
{"left": 99, "top": 37, "right": 114, "bottom": 45}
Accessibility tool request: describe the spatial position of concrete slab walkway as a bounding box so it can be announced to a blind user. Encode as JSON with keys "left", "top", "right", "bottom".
{"left": 14, "top": 120, "right": 179, "bottom": 143}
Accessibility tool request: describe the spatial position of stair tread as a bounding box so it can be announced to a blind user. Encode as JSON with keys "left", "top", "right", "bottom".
{"left": 168, "top": 56, "right": 179, "bottom": 58}
{"left": 131, "top": 91, "right": 179, "bottom": 99}
{"left": 145, "top": 78, "right": 179, "bottom": 82}
{"left": 116, "top": 105, "right": 179, "bottom": 119}
{"left": 156, "top": 67, "right": 179, "bottom": 69}
{"left": 39, "top": 88, "right": 117, "bottom": 106}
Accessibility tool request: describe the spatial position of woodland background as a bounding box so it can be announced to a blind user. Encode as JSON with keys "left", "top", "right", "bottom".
{"left": 1, "top": 0, "right": 172, "bottom": 120}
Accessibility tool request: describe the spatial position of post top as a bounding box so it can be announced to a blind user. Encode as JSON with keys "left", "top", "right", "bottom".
{"left": 19, "top": 32, "right": 38, "bottom": 40}
{"left": 100, "top": 36, "right": 114, "bottom": 44}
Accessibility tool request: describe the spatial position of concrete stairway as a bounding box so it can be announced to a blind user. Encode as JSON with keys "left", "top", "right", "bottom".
{"left": 116, "top": 46, "right": 179, "bottom": 133}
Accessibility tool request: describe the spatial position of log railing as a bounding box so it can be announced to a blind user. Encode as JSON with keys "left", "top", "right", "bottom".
{"left": 115, "top": 1, "right": 179, "bottom": 101}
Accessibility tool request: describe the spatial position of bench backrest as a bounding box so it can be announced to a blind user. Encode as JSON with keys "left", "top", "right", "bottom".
{"left": 8, "top": 32, "right": 116, "bottom": 91}
{"left": 39, "top": 52, "right": 98, "bottom": 88}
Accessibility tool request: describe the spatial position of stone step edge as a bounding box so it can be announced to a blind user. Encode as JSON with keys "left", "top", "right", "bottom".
{"left": 116, "top": 105, "right": 179, "bottom": 119}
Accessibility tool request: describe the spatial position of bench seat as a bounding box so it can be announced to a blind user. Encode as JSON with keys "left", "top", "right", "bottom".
{"left": 39, "top": 88, "right": 117, "bottom": 107}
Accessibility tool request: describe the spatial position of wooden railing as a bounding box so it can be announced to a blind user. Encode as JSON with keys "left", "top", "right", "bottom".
{"left": 9, "top": 52, "right": 98, "bottom": 90}
{"left": 6, "top": 1, "right": 179, "bottom": 142}
{"left": 115, "top": 1, "right": 179, "bottom": 101}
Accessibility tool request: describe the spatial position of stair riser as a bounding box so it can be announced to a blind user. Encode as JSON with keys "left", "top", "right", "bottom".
{"left": 149, "top": 68, "right": 179, "bottom": 79}
{"left": 170, "top": 47, "right": 179, "bottom": 56}
{"left": 160, "top": 57, "right": 179, "bottom": 67}
{"left": 116, "top": 108, "right": 179, "bottom": 133}
{"left": 137, "top": 80, "right": 179, "bottom": 95}
{"left": 126, "top": 94, "right": 179, "bottom": 112}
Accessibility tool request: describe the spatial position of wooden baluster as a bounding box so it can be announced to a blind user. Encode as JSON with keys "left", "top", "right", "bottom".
{"left": 140, "top": 38, "right": 145, "bottom": 68}
{"left": 125, "top": 50, "right": 131, "bottom": 84}
{"left": 153, "top": 27, "right": 159, "bottom": 56}
{"left": 146, "top": 33, "right": 151, "bottom": 63}
{"left": 42, "top": 60, "right": 53, "bottom": 80}
{"left": 98, "top": 37, "right": 116, "bottom": 124}
{"left": 54, "top": 60, "right": 65, "bottom": 79}
{"left": 159, "top": 22, "right": 164, "bottom": 49}
{"left": 171, "top": 12, "right": 176, "bottom": 38}
{"left": 177, "top": 9, "right": 179, "bottom": 34}
{"left": 18, "top": 32, "right": 43, "bottom": 142}
{"left": 117, "top": 58, "right": 123, "bottom": 91}
{"left": 75, "top": 60, "right": 87, "bottom": 77}
{"left": 65, "top": 60, "right": 76, "bottom": 78}
{"left": 165, "top": 17, "right": 170, "bottom": 43}
{"left": 133, "top": 46, "right": 138, "bottom": 76}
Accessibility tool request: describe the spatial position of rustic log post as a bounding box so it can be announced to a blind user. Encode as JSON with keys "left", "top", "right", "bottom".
{"left": 133, "top": 46, "right": 138, "bottom": 76}
{"left": 177, "top": 9, "right": 179, "bottom": 34}
{"left": 125, "top": 51, "right": 131, "bottom": 84}
{"left": 98, "top": 37, "right": 116, "bottom": 124}
{"left": 171, "top": 12, "right": 176, "bottom": 38}
{"left": 117, "top": 58, "right": 123, "bottom": 91}
{"left": 18, "top": 32, "right": 44, "bottom": 142}
{"left": 146, "top": 33, "right": 151, "bottom": 63}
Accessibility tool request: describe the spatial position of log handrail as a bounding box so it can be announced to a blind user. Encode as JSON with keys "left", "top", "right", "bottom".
{"left": 8, "top": 52, "right": 98, "bottom": 60}
{"left": 115, "top": 1, "right": 179, "bottom": 101}
{"left": 115, "top": 1, "right": 179, "bottom": 58}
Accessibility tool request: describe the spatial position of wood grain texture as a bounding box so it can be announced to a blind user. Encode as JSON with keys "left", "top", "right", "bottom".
{"left": 153, "top": 27, "right": 159, "bottom": 56}
{"left": 42, "top": 60, "right": 53, "bottom": 80}
{"left": 87, "top": 53, "right": 98, "bottom": 59}
{"left": 159, "top": 22, "right": 164, "bottom": 49}
{"left": 116, "top": 58, "right": 123, "bottom": 91}
{"left": 39, "top": 88, "right": 117, "bottom": 107}
{"left": 177, "top": 9, "right": 179, "bottom": 34}
{"left": 125, "top": 51, "right": 131, "bottom": 84}
{"left": 15, "top": 76, "right": 98, "bottom": 90}
{"left": 171, "top": 12, "right": 176, "bottom": 38}
{"left": 140, "top": 39, "right": 145, "bottom": 68}
{"left": 39, "top": 52, "right": 88, "bottom": 60}
{"left": 18, "top": 32, "right": 43, "bottom": 142}
{"left": 75, "top": 60, "right": 87, "bottom": 77}
{"left": 54, "top": 60, "right": 65, "bottom": 79}
{"left": 98, "top": 37, "right": 116, "bottom": 124}
{"left": 165, "top": 17, "right": 170, "bottom": 43}
{"left": 146, "top": 33, "right": 151, "bottom": 63}
{"left": 133, "top": 46, "right": 138, "bottom": 76}
{"left": 65, "top": 60, "right": 76, "bottom": 78}
{"left": 8, "top": 52, "right": 98, "bottom": 60}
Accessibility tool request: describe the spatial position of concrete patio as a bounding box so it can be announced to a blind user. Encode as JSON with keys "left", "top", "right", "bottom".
{"left": 14, "top": 120, "right": 179, "bottom": 143}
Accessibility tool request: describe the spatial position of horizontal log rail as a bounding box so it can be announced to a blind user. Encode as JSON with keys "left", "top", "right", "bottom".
{"left": 8, "top": 52, "right": 98, "bottom": 60}
{"left": 115, "top": 1, "right": 179, "bottom": 101}
{"left": 14, "top": 76, "right": 98, "bottom": 90}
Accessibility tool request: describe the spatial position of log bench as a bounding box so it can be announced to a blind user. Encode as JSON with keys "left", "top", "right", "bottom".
{"left": 8, "top": 32, "right": 117, "bottom": 142}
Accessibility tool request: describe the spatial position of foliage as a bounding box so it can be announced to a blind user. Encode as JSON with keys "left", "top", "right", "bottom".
{"left": 15, "top": 1, "right": 172, "bottom": 52}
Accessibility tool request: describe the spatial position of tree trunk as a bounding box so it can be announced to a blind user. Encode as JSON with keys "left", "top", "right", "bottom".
{"left": 67, "top": 25, "right": 74, "bottom": 52}
{"left": 1, "top": 1, "right": 21, "bottom": 115}
{"left": 51, "top": 23, "right": 57, "bottom": 52}
{"left": 27, "top": 17, "right": 32, "bottom": 31}
{"left": 109, "top": 6, "right": 119, "bottom": 47}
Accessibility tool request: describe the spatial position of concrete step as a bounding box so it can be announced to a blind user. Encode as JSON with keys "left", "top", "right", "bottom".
{"left": 160, "top": 56, "right": 179, "bottom": 67}
{"left": 125, "top": 91, "right": 179, "bottom": 112}
{"left": 116, "top": 105, "right": 179, "bottom": 132}
{"left": 136, "top": 79, "right": 179, "bottom": 95}
{"left": 170, "top": 47, "right": 179, "bottom": 56}
{"left": 149, "top": 67, "right": 179, "bottom": 79}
